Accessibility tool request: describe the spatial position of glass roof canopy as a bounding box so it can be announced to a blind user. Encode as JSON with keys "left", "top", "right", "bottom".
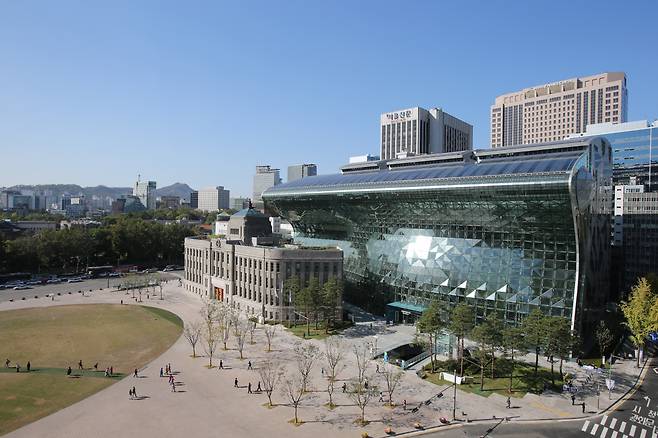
{"left": 263, "top": 151, "right": 583, "bottom": 197}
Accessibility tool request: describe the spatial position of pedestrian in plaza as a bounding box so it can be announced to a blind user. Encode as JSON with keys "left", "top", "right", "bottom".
{"left": 110, "top": 366, "right": 113, "bottom": 375}
{"left": 160, "top": 367, "right": 163, "bottom": 377}
{"left": 403, "top": 399, "right": 407, "bottom": 411}
{"left": 256, "top": 382, "right": 261, "bottom": 392}
{"left": 321, "top": 367, "right": 324, "bottom": 376}
{"left": 94, "top": 363, "right": 98, "bottom": 371}
{"left": 169, "top": 374, "right": 174, "bottom": 384}
{"left": 219, "top": 360, "right": 223, "bottom": 369}
{"left": 506, "top": 396, "right": 511, "bottom": 409}
{"left": 129, "top": 388, "right": 133, "bottom": 400}
{"left": 26, "top": 361, "right": 31, "bottom": 372}
{"left": 364, "top": 379, "right": 368, "bottom": 390}
{"left": 5, "top": 358, "right": 9, "bottom": 368}
{"left": 571, "top": 394, "right": 576, "bottom": 405}
{"left": 379, "top": 392, "right": 384, "bottom": 402}
{"left": 132, "top": 386, "right": 137, "bottom": 398}
{"left": 248, "top": 382, "right": 252, "bottom": 394}
{"left": 16, "top": 363, "right": 20, "bottom": 373}
{"left": 247, "top": 361, "right": 252, "bottom": 370}
{"left": 376, "top": 364, "right": 379, "bottom": 373}
{"left": 171, "top": 381, "right": 176, "bottom": 392}
{"left": 134, "top": 368, "right": 138, "bottom": 378}
{"left": 581, "top": 403, "right": 585, "bottom": 413}
{"left": 67, "top": 366, "right": 72, "bottom": 376}
{"left": 78, "top": 360, "right": 83, "bottom": 370}
{"left": 234, "top": 378, "right": 239, "bottom": 388}
{"left": 342, "top": 382, "right": 347, "bottom": 393}
{"left": 105, "top": 368, "right": 109, "bottom": 377}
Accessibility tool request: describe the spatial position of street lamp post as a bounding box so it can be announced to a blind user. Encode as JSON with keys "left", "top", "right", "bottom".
{"left": 453, "top": 368, "right": 457, "bottom": 421}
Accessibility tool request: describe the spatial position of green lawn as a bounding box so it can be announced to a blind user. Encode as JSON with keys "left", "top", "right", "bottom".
{"left": 284, "top": 321, "right": 353, "bottom": 340}
{"left": 421, "top": 358, "right": 565, "bottom": 398}
{"left": 0, "top": 304, "right": 182, "bottom": 435}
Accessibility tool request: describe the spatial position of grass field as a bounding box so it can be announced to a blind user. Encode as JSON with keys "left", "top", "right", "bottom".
{"left": 284, "top": 321, "right": 353, "bottom": 340}
{"left": 0, "top": 304, "right": 182, "bottom": 436}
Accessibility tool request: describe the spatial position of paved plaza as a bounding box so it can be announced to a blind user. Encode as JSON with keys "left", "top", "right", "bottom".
{"left": 0, "top": 279, "right": 645, "bottom": 438}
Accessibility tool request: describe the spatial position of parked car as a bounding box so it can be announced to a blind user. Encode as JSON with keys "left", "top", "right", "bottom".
{"left": 67, "top": 278, "right": 82, "bottom": 283}
{"left": 47, "top": 279, "right": 62, "bottom": 284}
{"left": 13, "top": 285, "right": 31, "bottom": 290}
{"left": 108, "top": 272, "right": 120, "bottom": 278}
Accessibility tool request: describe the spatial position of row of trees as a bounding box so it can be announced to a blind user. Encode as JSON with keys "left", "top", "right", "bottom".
{"left": 0, "top": 216, "right": 195, "bottom": 273}
{"left": 417, "top": 302, "right": 580, "bottom": 390}
{"left": 285, "top": 276, "right": 343, "bottom": 335}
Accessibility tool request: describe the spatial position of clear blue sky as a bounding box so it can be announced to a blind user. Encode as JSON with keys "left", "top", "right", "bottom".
{"left": 1, "top": 0, "right": 656, "bottom": 197}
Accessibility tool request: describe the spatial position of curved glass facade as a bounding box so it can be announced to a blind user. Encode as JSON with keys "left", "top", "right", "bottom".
{"left": 264, "top": 139, "right": 612, "bottom": 333}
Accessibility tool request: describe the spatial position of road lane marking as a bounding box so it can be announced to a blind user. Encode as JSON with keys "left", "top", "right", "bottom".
{"left": 602, "top": 427, "right": 609, "bottom": 438}
{"left": 583, "top": 420, "right": 591, "bottom": 432}
{"left": 638, "top": 428, "right": 646, "bottom": 438}
{"left": 630, "top": 425, "right": 637, "bottom": 437}
{"left": 603, "top": 416, "right": 609, "bottom": 426}
{"left": 592, "top": 424, "right": 599, "bottom": 435}
{"left": 611, "top": 419, "right": 618, "bottom": 429}
{"left": 621, "top": 422, "right": 628, "bottom": 433}
{"left": 611, "top": 431, "right": 618, "bottom": 438}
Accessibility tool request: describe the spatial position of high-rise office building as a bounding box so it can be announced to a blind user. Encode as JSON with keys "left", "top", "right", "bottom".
{"left": 491, "top": 72, "right": 628, "bottom": 147}
{"left": 133, "top": 179, "right": 156, "bottom": 210}
{"left": 190, "top": 191, "right": 199, "bottom": 209}
{"left": 380, "top": 107, "right": 472, "bottom": 160}
{"left": 252, "top": 165, "right": 281, "bottom": 202}
{"left": 230, "top": 197, "right": 250, "bottom": 210}
{"left": 197, "top": 186, "right": 230, "bottom": 212}
{"left": 287, "top": 164, "right": 317, "bottom": 182}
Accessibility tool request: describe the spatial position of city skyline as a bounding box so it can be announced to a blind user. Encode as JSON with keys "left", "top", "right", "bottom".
{"left": 1, "top": 1, "right": 657, "bottom": 197}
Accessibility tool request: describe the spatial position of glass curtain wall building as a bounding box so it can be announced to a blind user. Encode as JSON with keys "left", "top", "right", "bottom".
{"left": 263, "top": 138, "right": 612, "bottom": 334}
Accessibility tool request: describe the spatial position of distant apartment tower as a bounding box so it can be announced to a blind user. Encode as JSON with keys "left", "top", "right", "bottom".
{"left": 190, "top": 191, "right": 199, "bottom": 209}
{"left": 197, "top": 186, "right": 230, "bottom": 212}
{"left": 253, "top": 165, "right": 281, "bottom": 202}
{"left": 230, "top": 197, "right": 250, "bottom": 210}
{"left": 287, "top": 164, "right": 317, "bottom": 182}
{"left": 491, "top": 72, "right": 628, "bottom": 147}
{"left": 133, "top": 179, "right": 156, "bottom": 210}
{"left": 380, "top": 107, "right": 472, "bottom": 160}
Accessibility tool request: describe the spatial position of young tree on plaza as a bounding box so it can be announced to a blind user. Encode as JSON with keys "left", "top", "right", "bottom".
{"left": 202, "top": 320, "right": 220, "bottom": 367}
{"left": 380, "top": 363, "right": 404, "bottom": 406}
{"left": 596, "top": 320, "right": 616, "bottom": 363}
{"left": 470, "top": 322, "right": 491, "bottom": 391}
{"left": 295, "top": 342, "right": 321, "bottom": 392}
{"left": 264, "top": 324, "right": 277, "bottom": 352}
{"left": 502, "top": 325, "right": 527, "bottom": 394}
{"left": 234, "top": 318, "right": 250, "bottom": 360}
{"left": 620, "top": 277, "right": 658, "bottom": 367}
{"left": 324, "top": 338, "right": 346, "bottom": 382}
{"left": 481, "top": 312, "right": 505, "bottom": 379}
{"left": 282, "top": 374, "right": 306, "bottom": 425}
{"left": 416, "top": 300, "right": 445, "bottom": 373}
{"left": 349, "top": 376, "right": 377, "bottom": 425}
{"left": 258, "top": 360, "right": 284, "bottom": 407}
{"left": 284, "top": 276, "right": 302, "bottom": 326}
{"left": 544, "top": 317, "right": 571, "bottom": 385}
{"left": 322, "top": 277, "right": 342, "bottom": 332}
{"left": 520, "top": 309, "right": 548, "bottom": 376}
{"left": 305, "top": 276, "right": 323, "bottom": 330}
{"left": 183, "top": 321, "right": 202, "bottom": 358}
{"left": 248, "top": 316, "right": 258, "bottom": 344}
{"left": 291, "top": 277, "right": 313, "bottom": 335}
{"left": 353, "top": 343, "right": 371, "bottom": 385}
{"left": 448, "top": 304, "right": 475, "bottom": 376}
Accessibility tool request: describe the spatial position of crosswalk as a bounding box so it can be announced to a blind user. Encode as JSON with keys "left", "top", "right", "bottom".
{"left": 581, "top": 415, "right": 654, "bottom": 438}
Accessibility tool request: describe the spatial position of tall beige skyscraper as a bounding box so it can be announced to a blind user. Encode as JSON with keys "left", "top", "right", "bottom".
{"left": 490, "top": 72, "right": 627, "bottom": 148}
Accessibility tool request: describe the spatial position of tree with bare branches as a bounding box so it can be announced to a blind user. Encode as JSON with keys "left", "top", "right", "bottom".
{"left": 324, "top": 338, "right": 345, "bottom": 382}
{"left": 202, "top": 321, "right": 220, "bottom": 367}
{"left": 295, "top": 343, "right": 321, "bottom": 392}
{"left": 282, "top": 374, "right": 306, "bottom": 425}
{"left": 183, "top": 321, "right": 202, "bottom": 358}
{"left": 353, "top": 343, "right": 371, "bottom": 384}
{"left": 349, "top": 376, "right": 377, "bottom": 425}
{"left": 380, "top": 363, "right": 403, "bottom": 406}
{"left": 264, "top": 325, "right": 277, "bottom": 352}
{"left": 234, "top": 318, "right": 250, "bottom": 359}
{"left": 258, "top": 360, "right": 283, "bottom": 407}
{"left": 248, "top": 316, "right": 258, "bottom": 344}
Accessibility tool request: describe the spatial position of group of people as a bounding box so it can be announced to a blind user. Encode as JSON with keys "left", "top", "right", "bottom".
{"left": 5, "top": 359, "right": 30, "bottom": 373}
{"left": 160, "top": 363, "right": 177, "bottom": 392}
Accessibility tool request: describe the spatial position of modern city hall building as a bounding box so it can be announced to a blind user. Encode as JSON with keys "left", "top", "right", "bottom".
{"left": 263, "top": 138, "right": 612, "bottom": 334}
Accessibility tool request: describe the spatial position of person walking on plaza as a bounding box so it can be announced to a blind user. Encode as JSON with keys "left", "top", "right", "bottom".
{"left": 171, "top": 381, "right": 176, "bottom": 392}
{"left": 67, "top": 366, "right": 72, "bottom": 376}
{"left": 110, "top": 366, "right": 113, "bottom": 375}
{"left": 160, "top": 367, "right": 163, "bottom": 377}
{"left": 16, "top": 363, "right": 20, "bottom": 373}
{"left": 342, "top": 382, "right": 347, "bottom": 393}
{"left": 379, "top": 392, "right": 384, "bottom": 402}
{"left": 234, "top": 378, "right": 239, "bottom": 388}
{"left": 506, "top": 396, "right": 511, "bottom": 409}
{"left": 129, "top": 388, "right": 133, "bottom": 400}
{"left": 26, "top": 361, "right": 31, "bottom": 372}
{"left": 247, "top": 361, "right": 252, "bottom": 370}
{"left": 132, "top": 386, "right": 137, "bottom": 399}
{"left": 78, "top": 360, "right": 83, "bottom": 370}
{"left": 134, "top": 368, "right": 138, "bottom": 378}
{"left": 5, "top": 358, "right": 10, "bottom": 368}
{"left": 94, "top": 363, "right": 98, "bottom": 371}
{"left": 403, "top": 399, "right": 407, "bottom": 411}
{"left": 248, "top": 382, "right": 252, "bottom": 394}
{"left": 571, "top": 394, "right": 576, "bottom": 405}
{"left": 256, "top": 382, "right": 261, "bottom": 392}
{"left": 219, "top": 360, "right": 223, "bottom": 369}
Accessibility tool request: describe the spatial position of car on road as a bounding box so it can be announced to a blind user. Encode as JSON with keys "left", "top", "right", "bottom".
{"left": 47, "top": 278, "right": 62, "bottom": 284}
{"left": 67, "top": 278, "right": 82, "bottom": 283}
{"left": 108, "top": 272, "right": 120, "bottom": 278}
{"left": 13, "top": 285, "right": 32, "bottom": 290}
